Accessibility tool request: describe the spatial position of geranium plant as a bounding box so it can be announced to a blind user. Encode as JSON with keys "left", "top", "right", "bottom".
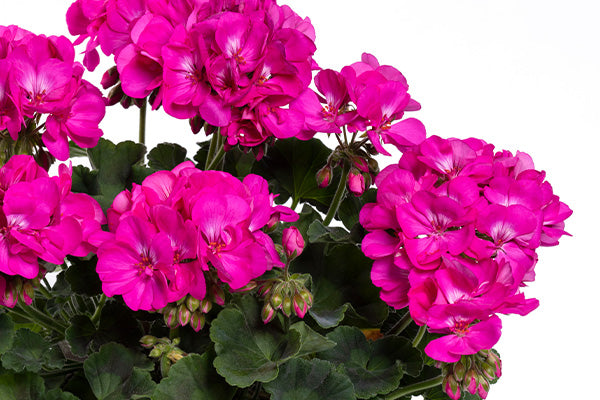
{"left": 0, "top": 1, "right": 571, "bottom": 400}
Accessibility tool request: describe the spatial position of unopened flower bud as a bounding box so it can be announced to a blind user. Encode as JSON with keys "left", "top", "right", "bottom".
{"left": 190, "top": 312, "right": 205, "bottom": 332}
{"left": 453, "top": 359, "right": 467, "bottom": 382}
{"left": 299, "top": 288, "right": 313, "bottom": 307}
{"left": 292, "top": 293, "right": 308, "bottom": 318}
{"left": 485, "top": 351, "right": 502, "bottom": 377}
{"left": 164, "top": 306, "right": 179, "bottom": 329}
{"left": 281, "top": 296, "right": 292, "bottom": 317}
{"left": 107, "top": 84, "right": 124, "bottom": 106}
{"left": 2, "top": 284, "right": 18, "bottom": 308}
{"left": 210, "top": 285, "right": 225, "bottom": 306}
{"left": 261, "top": 303, "right": 276, "bottom": 324}
{"left": 200, "top": 298, "right": 212, "bottom": 314}
{"left": 185, "top": 296, "right": 201, "bottom": 313}
{"left": 464, "top": 369, "right": 478, "bottom": 395}
{"left": 149, "top": 347, "right": 163, "bottom": 358}
{"left": 351, "top": 156, "right": 369, "bottom": 173}
{"left": 270, "top": 292, "right": 283, "bottom": 309}
{"left": 258, "top": 281, "right": 274, "bottom": 297}
{"left": 21, "top": 282, "right": 34, "bottom": 305}
{"left": 443, "top": 375, "right": 461, "bottom": 400}
{"left": 282, "top": 226, "right": 304, "bottom": 260}
{"left": 478, "top": 378, "right": 490, "bottom": 399}
{"left": 189, "top": 115, "right": 204, "bottom": 134}
{"left": 101, "top": 66, "right": 119, "bottom": 89}
{"left": 481, "top": 361, "right": 496, "bottom": 380}
{"left": 316, "top": 164, "right": 332, "bottom": 188}
{"left": 120, "top": 94, "right": 133, "bottom": 109}
{"left": 140, "top": 335, "right": 158, "bottom": 348}
{"left": 235, "top": 281, "right": 257, "bottom": 292}
{"left": 178, "top": 305, "right": 192, "bottom": 326}
{"left": 347, "top": 168, "right": 365, "bottom": 197}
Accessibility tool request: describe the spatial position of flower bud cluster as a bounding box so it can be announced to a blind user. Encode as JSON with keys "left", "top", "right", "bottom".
{"left": 140, "top": 335, "right": 186, "bottom": 376}
{"left": 360, "top": 136, "right": 572, "bottom": 362}
{"left": 0, "top": 25, "right": 105, "bottom": 162}
{"left": 0, "top": 155, "right": 107, "bottom": 308}
{"left": 96, "top": 161, "right": 298, "bottom": 313}
{"left": 441, "top": 350, "right": 502, "bottom": 399}
{"left": 68, "top": 0, "right": 318, "bottom": 153}
{"left": 259, "top": 276, "right": 313, "bottom": 323}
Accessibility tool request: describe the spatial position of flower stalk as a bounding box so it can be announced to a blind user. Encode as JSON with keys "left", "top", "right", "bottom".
{"left": 323, "top": 160, "right": 350, "bottom": 226}
{"left": 384, "top": 375, "right": 444, "bottom": 400}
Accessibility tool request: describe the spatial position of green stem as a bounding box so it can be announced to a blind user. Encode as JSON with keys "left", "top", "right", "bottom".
{"left": 383, "top": 375, "right": 444, "bottom": 400}
{"left": 204, "top": 128, "right": 223, "bottom": 170}
{"left": 412, "top": 325, "right": 427, "bottom": 348}
{"left": 323, "top": 161, "right": 350, "bottom": 226}
{"left": 387, "top": 312, "right": 414, "bottom": 336}
{"left": 91, "top": 294, "right": 107, "bottom": 324}
{"left": 139, "top": 100, "right": 147, "bottom": 145}
{"left": 11, "top": 306, "right": 66, "bottom": 335}
{"left": 37, "top": 285, "right": 52, "bottom": 299}
{"left": 290, "top": 197, "right": 300, "bottom": 210}
{"left": 206, "top": 146, "right": 226, "bottom": 171}
{"left": 42, "top": 277, "right": 52, "bottom": 291}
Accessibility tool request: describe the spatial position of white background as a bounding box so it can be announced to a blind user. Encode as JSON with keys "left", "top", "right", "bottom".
{"left": 1, "top": 1, "right": 598, "bottom": 399}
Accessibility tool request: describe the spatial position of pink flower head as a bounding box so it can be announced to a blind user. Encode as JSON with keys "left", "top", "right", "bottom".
{"left": 424, "top": 305, "right": 502, "bottom": 362}
{"left": 360, "top": 136, "right": 571, "bottom": 362}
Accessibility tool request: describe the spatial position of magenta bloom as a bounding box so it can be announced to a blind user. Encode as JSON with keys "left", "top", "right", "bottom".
{"left": 0, "top": 25, "right": 105, "bottom": 161}
{"left": 97, "top": 215, "right": 172, "bottom": 311}
{"left": 360, "top": 135, "right": 571, "bottom": 362}
{"left": 98, "top": 162, "right": 297, "bottom": 311}
{"left": 425, "top": 306, "right": 502, "bottom": 362}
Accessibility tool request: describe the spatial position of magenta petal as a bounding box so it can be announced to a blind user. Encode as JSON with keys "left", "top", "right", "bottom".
{"left": 362, "top": 230, "right": 401, "bottom": 259}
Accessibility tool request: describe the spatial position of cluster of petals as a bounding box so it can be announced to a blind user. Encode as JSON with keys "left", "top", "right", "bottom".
{"left": 97, "top": 160, "right": 297, "bottom": 311}
{"left": 0, "top": 25, "right": 105, "bottom": 160}
{"left": 360, "top": 135, "right": 572, "bottom": 362}
{"left": 0, "top": 155, "right": 108, "bottom": 307}
{"left": 290, "top": 52, "right": 426, "bottom": 156}
{"left": 67, "top": 0, "right": 318, "bottom": 151}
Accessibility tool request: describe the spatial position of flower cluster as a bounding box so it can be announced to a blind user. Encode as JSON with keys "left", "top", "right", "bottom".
{"left": 292, "top": 52, "right": 426, "bottom": 155}
{"left": 360, "top": 135, "right": 571, "bottom": 365}
{"left": 0, "top": 155, "right": 108, "bottom": 307}
{"left": 97, "top": 160, "right": 298, "bottom": 316}
{"left": 0, "top": 25, "right": 105, "bottom": 162}
{"left": 67, "top": 0, "right": 318, "bottom": 152}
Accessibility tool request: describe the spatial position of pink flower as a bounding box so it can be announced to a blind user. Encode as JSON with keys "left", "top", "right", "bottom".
{"left": 424, "top": 306, "right": 502, "bottom": 362}
{"left": 97, "top": 215, "right": 172, "bottom": 311}
{"left": 282, "top": 226, "right": 304, "bottom": 259}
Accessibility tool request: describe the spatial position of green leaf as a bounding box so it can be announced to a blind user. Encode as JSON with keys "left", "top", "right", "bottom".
{"left": 147, "top": 143, "right": 187, "bottom": 171}
{"left": 289, "top": 321, "right": 336, "bottom": 357}
{"left": 306, "top": 220, "right": 352, "bottom": 244}
{"left": 263, "top": 358, "right": 355, "bottom": 400}
{"left": 66, "top": 315, "right": 97, "bottom": 357}
{"left": 0, "top": 371, "right": 45, "bottom": 400}
{"left": 210, "top": 296, "right": 302, "bottom": 388}
{"left": 252, "top": 138, "right": 338, "bottom": 209}
{"left": 1, "top": 329, "right": 60, "bottom": 373}
{"left": 152, "top": 352, "right": 235, "bottom": 400}
{"left": 318, "top": 326, "right": 414, "bottom": 398}
{"left": 65, "top": 256, "right": 102, "bottom": 296}
{"left": 0, "top": 314, "right": 15, "bottom": 353}
{"left": 86, "top": 138, "right": 146, "bottom": 209}
{"left": 69, "top": 141, "right": 89, "bottom": 158}
{"left": 292, "top": 243, "right": 388, "bottom": 329}
{"left": 338, "top": 188, "right": 376, "bottom": 230}
{"left": 71, "top": 165, "right": 99, "bottom": 196}
{"left": 83, "top": 342, "right": 154, "bottom": 400}
{"left": 43, "top": 388, "right": 80, "bottom": 400}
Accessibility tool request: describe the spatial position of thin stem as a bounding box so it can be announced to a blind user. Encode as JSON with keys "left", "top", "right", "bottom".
{"left": 42, "top": 277, "right": 52, "bottom": 291}
{"left": 383, "top": 375, "right": 444, "bottom": 400}
{"left": 323, "top": 161, "right": 350, "bottom": 226}
{"left": 11, "top": 306, "right": 66, "bottom": 335}
{"left": 138, "top": 100, "right": 147, "bottom": 145}
{"left": 412, "top": 325, "right": 427, "bottom": 348}
{"left": 334, "top": 132, "right": 345, "bottom": 149}
{"left": 206, "top": 146, "right": 226, "bottom": 171}
{"left": 343, "top": 125, "right": 348, "bottom": 146}
{"left": 387, "top": 312, "right": 414, "bottom": 336}
{"left": 204, "top": 128, "right": 224, "bottom": 170}
{"left": 37, "top": 284, "right": 52, "bottom": 299}
{"left": 91, "top": 294, "right": 107, "bottom": 324}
